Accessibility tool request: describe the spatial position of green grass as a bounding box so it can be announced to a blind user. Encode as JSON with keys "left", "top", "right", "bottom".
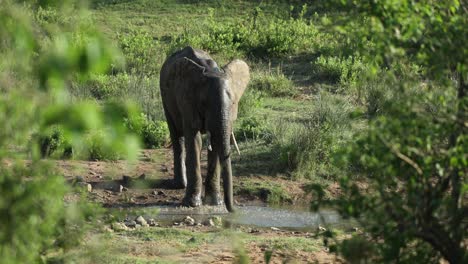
{"left": 49, "top": 226, "right": 326, "bottom": 263}
{"left": 234, "top": 178, "right": 292, "bottom": 204}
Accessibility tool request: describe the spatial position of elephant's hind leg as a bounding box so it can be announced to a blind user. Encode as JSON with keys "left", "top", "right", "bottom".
{"left": 182, "top": 130, "right": 203, "bottom": 207}
{"left": 164, "top": 107, "right": 187, "bottom": 189}
{"left": 204, "top": 150, "right": 222, "bottom": 205}
{"left": 171, "top": 136, "right": 187, "bottom": 189}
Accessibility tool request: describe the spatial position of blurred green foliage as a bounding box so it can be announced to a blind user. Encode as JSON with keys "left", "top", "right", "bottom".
{"left": 319, "top": 1, "right": 468, "bottom": 263}
{"left": 125, "top": 113, "right": 170, "bottom": 149}
{"left": 0, "top": 0, "right": 141, "bottom": 262}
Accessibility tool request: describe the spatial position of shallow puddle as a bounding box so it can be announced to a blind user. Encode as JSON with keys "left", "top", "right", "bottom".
{"left": 113, "top": 204, "right": 352, "bottom": 231}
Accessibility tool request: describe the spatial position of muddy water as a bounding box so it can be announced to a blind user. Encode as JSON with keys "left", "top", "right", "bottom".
{"left": 116, "top": 204, "right": 351, "bottom": 231}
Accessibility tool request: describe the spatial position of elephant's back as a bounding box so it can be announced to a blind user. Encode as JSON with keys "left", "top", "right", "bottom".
{"left": 160, "top": 47, "right": 218, "bottom": 82}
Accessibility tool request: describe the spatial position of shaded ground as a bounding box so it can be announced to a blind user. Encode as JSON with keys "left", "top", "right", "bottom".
{"left": 58, "top": 148, "right": 323, "bottom": 208}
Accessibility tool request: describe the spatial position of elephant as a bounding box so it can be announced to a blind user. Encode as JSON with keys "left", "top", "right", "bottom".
{"left": 159, "top": 46, "right": 249, "bottom": 212}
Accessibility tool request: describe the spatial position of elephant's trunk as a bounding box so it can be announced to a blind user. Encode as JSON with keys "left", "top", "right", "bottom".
{"left": 218, "top": 115, "right": 234, "bottom": 212}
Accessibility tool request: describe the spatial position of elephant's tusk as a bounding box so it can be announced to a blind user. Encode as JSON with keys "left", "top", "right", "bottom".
{"left": 232, "top": 132, "right": 240, "bottom": 155}
{"left": 207, "top": 132, "right": 212, "bottom": 152}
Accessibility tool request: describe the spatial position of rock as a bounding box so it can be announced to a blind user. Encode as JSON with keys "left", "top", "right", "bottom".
{"left": 138, "top": 173, "right": 146, "bottom": 180}
{"left": 119, "top": 185, "right": 124, "bottom": 193}
{"left": 318, "top": 226, "right": 327, "bottom": 232}
{"left": 248, "top": 228, "right": 260, "bottom": 233}
{"left": 270, "top": 227, "right": 280, "bottom": 231}
{"left": 203, "top": 219, "right": 215, "bottom": 227}
{"left": 148, "top": 218, "right": 158, "bottom": 226}
{"left": 135, "top": 216, "right": 147, "bottom": 226}
{"left": 75, "top": 176, "right": 85, "bottom": 183}
{"left": 125, "top": 220, "right": 137, "bottom": 228}
{"left": 76, "top": 182, "right": 92, "bottom": 192}
{"left": 210, "top": 216, "right": 222, "bottom": 226}
{"left": 184, "top": 216, "right": 195, "bottom": 226}
{"left": 173, "top": 222, "right": 180, "bottom": 226}
{"left": 153, "top": 190, "right": 166, "bottom": 196}
{"left": 111, "top": 222, "right": 128, "bottom": 231}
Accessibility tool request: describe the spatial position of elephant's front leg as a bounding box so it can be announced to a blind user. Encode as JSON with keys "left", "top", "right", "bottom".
{"left": 182, "top": 130, "right": 203, "bottom": 207}
{"left": 204, "top": 149, "right": 222, "bottom": 205}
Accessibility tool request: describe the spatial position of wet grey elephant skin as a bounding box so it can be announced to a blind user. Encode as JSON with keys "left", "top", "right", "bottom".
{"left": 160, "top": 46, "right": 250, "bottom": 212}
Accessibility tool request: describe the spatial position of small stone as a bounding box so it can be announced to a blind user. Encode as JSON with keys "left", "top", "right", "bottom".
{"left": 135, "top": 224, "right": 142, "bottom": 228}
{"left": 352, "top": 227, "right": 359, "bottom": 232}
{"left": 318, "top": 226, "right": 327, "bottom": 232}
{"left": 135, "top": 216, "right": 147, "bottom": 226}
{"left": 203, "top": 219, "right": 215, "bottom": 227}
{"left": 248, "top": 228, "right": 260, "bottom": 233}
{"left": 173, "top": 222, "right": 180, "bottom": 226}
{"left": 75, "top": 176, "right": 85, "bottom": 182}
{"left": 270, "top": 227, "right": 280, "bottom": 231}
{"left": 210, "top": 216, "right": 222, "bottom": 226}
{"left": 111, "top": 222, "right": 128, "bottom": 231}
{"left": 153, "top": 190, "right": 166, "bottom": 196}
{"left": 77, "top": 182, "right": 92, "bottom": 192}
{"left": 184, "top": 216, "right": 195, "bottom": 226}
{"left": 119, "top": 185, "right": 124, "bottom": 193}
{"left": 148, "top": 219, "right": 158, "bottom": 226}
{"left": 125, "top": 220, "right": 137, "bottom": 228}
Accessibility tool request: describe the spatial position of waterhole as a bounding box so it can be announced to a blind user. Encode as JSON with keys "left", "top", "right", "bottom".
{"left": 113, "top": 204, "right": 352, "bottom": 231}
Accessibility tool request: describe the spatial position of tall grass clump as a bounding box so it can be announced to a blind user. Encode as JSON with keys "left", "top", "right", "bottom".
{"left": 250, "top": 67, "right": 296, "bottom": 97}
{"left": 272, "top": 93, "right": 357, "bottom": 180}
{"left": 311, "top": 55, "right": 367, "bottom": 90}
{"left": 125, "top": 113, "right": 170, "bottom": 149}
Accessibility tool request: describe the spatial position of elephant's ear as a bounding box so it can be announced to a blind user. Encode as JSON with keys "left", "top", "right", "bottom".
{"left": 223, "top": 59, "right": 250, "bottom": 121}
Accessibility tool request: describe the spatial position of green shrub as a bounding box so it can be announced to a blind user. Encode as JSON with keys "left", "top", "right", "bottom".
{"left": 72, "top": 74, "right": 164, "bottom": 121}
{"left": 272, "top": 93, "right": 356, "bottom": 180}
{"left": 311, "top": 55, "right": 366, "bottom": 89}
{"left": 36, "top": 126, "right": 73, "bottom": 158}
{"left": 84, "top": 130, "right": 123, "bottom": 161}
{"left": 237, "top": 89, "right": 263, "bottom": 119}
{"left": 235, "top": 115, "right": 271, "bottom": 142}
{"left": 118, "top": 29, "right": 165, "bottom": 75}
{"left": 250, "top": 68, "right": 296, "bottom": 97}
{"left": 125, "top": 113, "right": 170, "bottom": 149}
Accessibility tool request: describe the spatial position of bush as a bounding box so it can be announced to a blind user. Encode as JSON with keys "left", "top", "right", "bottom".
{"left": 125, "top": 113, "right": 170, "bottom": 149}
{"left": 250, "top": 68, "right": 296, "bottom": 97}
{"left": 234, "top": 115, "right": 271, "bottom": 142}
{"left": 272, "top": 93, "right": 356, "bottom": 180}
{"left": 311, "top": 55, "right": 366, "bottom": 89}
{"left": 72, "top": 73, "right": 165, "bottom": 121}
{"left": 118, "top": 29, "right": 166, "bottom": 75}
{"left": 36, "top": 126, "right": 73, "bottom": 158}
{"left": 84, "top": 130, "right": 123, "bottom": 161}
{"left": 237, "top": 89, "right": 263, "bottom": 119}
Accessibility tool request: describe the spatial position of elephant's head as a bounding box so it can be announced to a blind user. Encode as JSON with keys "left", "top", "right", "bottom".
{"left": 178, "top": 57, "right": 250, "bottom": 212}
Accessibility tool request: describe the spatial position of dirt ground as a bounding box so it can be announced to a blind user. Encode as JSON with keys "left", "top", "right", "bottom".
{"left": 58, "top": 149, "right": 321, "bottom": 208}
{"left": 56, "top": 149, "right": 345, "bottom": 263}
